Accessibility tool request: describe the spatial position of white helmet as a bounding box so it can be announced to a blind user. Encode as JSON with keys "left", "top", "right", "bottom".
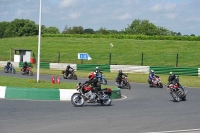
{"left": 151, "top": 70, "right": 154, "bottom": 73}
{"left": 96, "top": 67, "right": 98, "bottom": 69}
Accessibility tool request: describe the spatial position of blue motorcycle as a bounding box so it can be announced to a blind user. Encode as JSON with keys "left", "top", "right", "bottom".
{"left": 96, "top": 73, "right": 107, "bottom": 85}
{"left": 4, "top": 64, "right": 16, "bottom": 74}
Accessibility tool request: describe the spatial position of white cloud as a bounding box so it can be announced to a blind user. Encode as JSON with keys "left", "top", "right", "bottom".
{"left": 15, "top": 9, "right": 36, "bottom": 17}
{"left": 69, "top": 12, "right": 81, "bottom": 19}
{"left": 165, "top": 13, "right": 177, "bottom": 19}
{"left": 116, "top": 13, "right": 132, "bottom": 20}
{"left": 59, "top": 0, "right": 76, "bottom": 8}
{"left": 150, "top": 4, "right": 162, "bottom": 12}
{"left": 150, "top": 3, "right": 176, "bottom": 12}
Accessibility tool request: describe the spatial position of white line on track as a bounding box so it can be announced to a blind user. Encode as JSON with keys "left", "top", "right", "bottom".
{"left": 144, "top": 129, "right": 200, "bottom": 133}
{"left": 113, "top": 95, "right": 127, "bottom": 100}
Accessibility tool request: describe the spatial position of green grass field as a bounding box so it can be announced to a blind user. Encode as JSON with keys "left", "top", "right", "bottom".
{"left": 0, "top": 37, "right": 200, "bottom": 67}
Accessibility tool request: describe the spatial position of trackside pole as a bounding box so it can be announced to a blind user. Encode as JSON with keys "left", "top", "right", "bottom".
{"left": 37, "top": 0, "right": 42, "bottom": 82}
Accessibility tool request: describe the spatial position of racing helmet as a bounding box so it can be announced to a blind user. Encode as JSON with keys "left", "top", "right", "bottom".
{"left": 88, "top": 72, "right": 95, "bottom": 80}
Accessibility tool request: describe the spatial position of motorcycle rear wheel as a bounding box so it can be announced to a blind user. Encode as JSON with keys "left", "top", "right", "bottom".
{"left": 63, "top": 73, "right": 67, "bottom": 79}
{"left": 100, "top": 94, "right": 112, "bottom": 106}
{"left": 71, "top": 93, "right": 85, "bottom": 107}
{"left": 4, "top": 68, "right": 8, "bottom": 73}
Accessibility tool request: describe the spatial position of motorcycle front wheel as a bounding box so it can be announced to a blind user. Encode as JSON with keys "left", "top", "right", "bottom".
{"left": 159, "top": 82, "right": 163, "bottom": 88}
{"left": 102, "top": 78, "right": 107, "bottom": 85}
{"left": 12, "top": 68, "right": 16, "bottom": 74}
{"left": 73, "top": 74, "right": 78, "bottom": 80}
{"left": 126, "top": 83, "right": 131, "bottom": 90}
{"left": 71, "top": 93, "right": 85, "bottom": 107}
{"left": 29, "top": 70, "right": 33, "bottom": 76}
{"left": 171, "top": 91, "right": 180, "bottom": 102}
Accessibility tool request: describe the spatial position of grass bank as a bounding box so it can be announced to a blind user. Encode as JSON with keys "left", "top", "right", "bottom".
{"left": 0, "top": 37, "right": 200, "bottom": 67}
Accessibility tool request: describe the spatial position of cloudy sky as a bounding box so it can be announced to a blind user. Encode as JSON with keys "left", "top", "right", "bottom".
{"left": 0, "top": 0, "right": 200, "bottom": 36}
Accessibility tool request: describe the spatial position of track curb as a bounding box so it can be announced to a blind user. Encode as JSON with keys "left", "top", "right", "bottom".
{"left": 0, "top": 86, "right": 121, "bottom": 101}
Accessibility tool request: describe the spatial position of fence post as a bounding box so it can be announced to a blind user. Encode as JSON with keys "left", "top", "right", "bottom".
{"left": 58, "top": 53, "right": 60, "bottom": 63}
{"left": 109, "top": 52, "right": 112, "bottom": 65}
{"left": 81, "top": 59, "right": 83, "bottom": 64}
{"left": 176, "top": 54, "right": 178, "bottom": 67}
{"left": 141, "top": 53, "right": 144, "bottom": 66}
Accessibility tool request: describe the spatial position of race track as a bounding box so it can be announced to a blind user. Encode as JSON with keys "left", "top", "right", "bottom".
{"left": 0, "top": 71, "right": 200, "bottom": 133}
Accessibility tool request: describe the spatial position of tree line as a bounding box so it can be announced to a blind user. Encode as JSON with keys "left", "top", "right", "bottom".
{"left": 0, "top": 18, "right": 197, "bottom": 38}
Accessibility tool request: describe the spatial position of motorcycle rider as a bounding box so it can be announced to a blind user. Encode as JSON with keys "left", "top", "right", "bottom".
{"left": 148, "top": 70, "right": 159, "bottom": 85}
{"left": 83, "top": 72, "right": 101, "bottom": 94}
{"left": 168, "top": 71, "right": 184, "bottom": 91}
{"left": 94, "top": 66, "right": 103, "bottom": 80}
{"left": 22, "top": 61, "right": 29, "bottom": 72}
{"left": 116, "top": 70, "right": 127, "bottom": 87}
{"left": 6, "top": 60, "right": 12, "bottom": 70}
{"left": 65, "top": 65, "right": 74, "bottom": 78}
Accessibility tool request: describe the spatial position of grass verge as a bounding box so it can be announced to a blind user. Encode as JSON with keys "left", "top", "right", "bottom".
{"left": 1, "top": 67, "right": 200, "bottom": 88}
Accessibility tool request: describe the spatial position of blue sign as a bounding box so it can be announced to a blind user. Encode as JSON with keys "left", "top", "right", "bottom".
{"left": 78, "top": 53, "right": 92, "bottom": 60}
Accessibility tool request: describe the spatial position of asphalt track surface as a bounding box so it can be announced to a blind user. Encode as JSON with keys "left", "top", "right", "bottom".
{"left": 0, "top": 71, "right": 200, "bottom": 133}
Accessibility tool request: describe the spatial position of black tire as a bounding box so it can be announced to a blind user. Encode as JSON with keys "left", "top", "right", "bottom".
{"left": 71, "top": 93, "right": 85, "bottom": 107}
{"left": 159, "top": 82, "right": 163, "bottom": 88}
{"left": 102, "top": 78, "right": 107, "bottom": 85}
{"left": 21, "top": 71, "right": 25, "bottom": 75}
{"left": 29, "top": 70, "right": 33, "bottom": 76}
{"left": 127, "top": 83, "right": 131, "bottom": 90}
{"left": 100, "top": 94, "right": 112, "bottom": 106}
{"left": 63, "top": 74, "right": 67, "bottom": 79}
{"left": 182, "top": 96, "right": 187, "bottom": 101}
{"left": 73, "top": 74, "right": 77, "bottom": 80}
{"left": 171, "top": 92, "right": 180, "bottom": 102}
{"left": 4, "top": 68, "right": 8, "bottom": 73}
{"left": 12, "top": 68, "right": 16, "bottom": 74}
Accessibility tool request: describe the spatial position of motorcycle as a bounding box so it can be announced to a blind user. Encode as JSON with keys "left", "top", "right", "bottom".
{"left": 4, "top": 64, "right": 16, "bottom": 74}
{"left": 62, "top": 69, "right": 77, "bottom": 80}
{"left": 71, "top": 82, "right": 112, "bottom": 107}
{"left": 115, "top": 76, "right": 131, "bottom": 90}
{"left": 96, "top": 73, "right": 107, "bottom": 85}
{"left": 167, "top": 83, "right": 187, "bottom": 102}
{"left": 21, "top": 66, "right": 33, "bottom": 76}
{"left": 148, "top": 75, "right": 163, "bottom": 88}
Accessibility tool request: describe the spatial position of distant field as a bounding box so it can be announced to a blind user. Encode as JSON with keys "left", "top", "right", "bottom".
{"left": 0, "top": 37, "right": 200, "bottom": 67}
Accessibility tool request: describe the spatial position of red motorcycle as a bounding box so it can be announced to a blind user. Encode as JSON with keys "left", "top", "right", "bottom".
{"left": 115, "top": 76, "right": 131, "bottom": 90}
{"left": 71, "top": 82, "right": 112, "bottom": 107}
{"left": 21, "top": 67, "right": 33, "bottom": 76}
{"left": 149, "top": 76, "right": 163, "bottom": 88}
{"left": 167, "top": 82, "right": 187, "bottom": 102}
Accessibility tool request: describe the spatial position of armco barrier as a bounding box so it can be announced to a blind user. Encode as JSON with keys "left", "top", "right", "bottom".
{"left": 19, "top": 62, "right": 50, "bottom": 69}
{"left": 110, "top": 65, "right": 149, "bottom": 74}
{"left": 1, "top": 86, "right": 121, "bottom": 101}
{"left": 150, "top": 66, "right": 198, "bottom": 76}
{"left": 50, "top": 63, "right": 77, "bottom": 70}
{"left": 77, "top": 64, "right": 110, "bottom": 72}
